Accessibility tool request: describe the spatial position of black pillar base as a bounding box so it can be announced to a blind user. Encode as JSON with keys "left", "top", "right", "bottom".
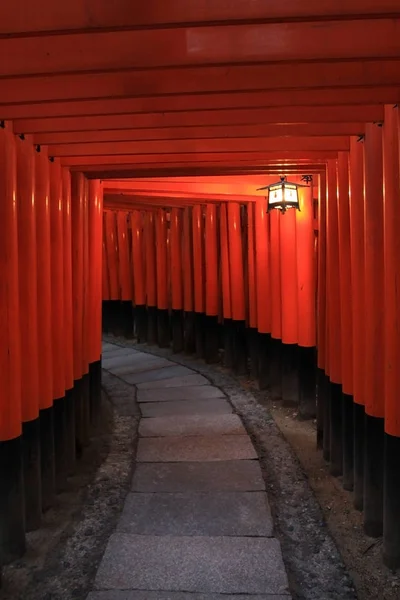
{"left": 135, "top": 305, "right": 148, "bottom": 343}
{"left": 147, "top": 306, "right": 158, "bottom": 345}
{"left": 247, "top": 328, "right": 259, "bottom": 380}
{"left": 353, "top": 402, "right": 365, "bottom": 511}
{"left": 383, "top": 433, "right": 400, "bottom": 569}
{"left": 363, "top": 414, "right": 384, "bottom": 538}
{"left": 232, "top": 320, "right": 247, "bottom": 376}
{"left": 22, "top": 418, "right": 42, "bottom": 532}
{"left": 74, "top": 378, "right": 89, "bottom": 460}
{"left": 157, "top": 308, "right": 170, "bottom": 349}
{"left": 281, "top": 344, "right": 299, "bottom": 407}
{"left": 342, "top": 393, "right": 354, "bottom": 491}
{"left": 102, "top": 300, "right": 111, "bottom": 333}
{"left": 322, "top": 379, "right": 331, "bottom": 462}
{"left": 82, "top": 373, "right": 91, "bottom": 445}
{"left": 269, "top": 338, "right": 283, "bottom": 400}
{"left": 171, "top": 309, "right": 184, "bottom": 354}
{"left": 0, "top": 437, "right": 26, "bottom": 563}
{"left": 298, "top": 347, "right": 317, "bottom": 420}
{"left": 89, "top": 360, "right": 102, "bottom": 426}
{"left": 204, "top": 315, "right": 220, "bottom": 364}
{"left": 65, "top": 388, "right": 76, "bottom": 474}
{"left": 183, "top": 311, "right": 196, "bottom": 354}
{"left": 329, "top": 382, "right": 343, "bottom": 477}
{"left": 194, "top": 312, "right": 205, "bottom": 359}
{"left": 257, "top": 333, "right": 271, "bottom": 390}
{"left": 122, "top": 301, "right": 134, "bottom": 339}
{"left": 316, "top": 369, "right": 327, "bottom": 450}
{"left": 54, "top": 396, "right": 68, "bottom": 493}
{"left": 223, "top": 319, "right": 235, "bottom": 369}
{"left": 40, "top": 406, "right": 56, "bottom": 511}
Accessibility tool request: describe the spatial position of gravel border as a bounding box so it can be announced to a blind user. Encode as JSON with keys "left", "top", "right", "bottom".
{"left": 103, "top": 335, "right": 357, "bottom": 600}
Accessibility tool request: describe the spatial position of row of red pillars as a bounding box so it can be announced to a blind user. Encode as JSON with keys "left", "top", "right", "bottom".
{"left": 0, "top": 122, "right": 103, "bottom": 578}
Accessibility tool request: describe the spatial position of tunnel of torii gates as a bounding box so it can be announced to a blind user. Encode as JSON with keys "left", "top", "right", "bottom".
{"left": 2, "top": 0, "right": 400, "bottom": 587}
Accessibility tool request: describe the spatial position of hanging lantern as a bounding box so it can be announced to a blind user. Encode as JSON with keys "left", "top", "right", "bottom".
{"left": 257, "top": 176, "right": 301, "bottom": 214}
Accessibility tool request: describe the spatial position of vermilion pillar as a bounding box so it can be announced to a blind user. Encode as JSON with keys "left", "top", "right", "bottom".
{"left": 269, "top": 209, "right": 281, "bottom": 341}
{"left": 296, "top": 184, "right": 317, "bottom": 421}
{"left": 117, "top": 210, "right": 133, "bottom": 338}
{"left": 255, "top": 199, "right": 270, "bottom": 334}
{"left": 255, "top": 198, "right": 272, "bottom": 388}
{"left": 326, "top": 159, "right": 343, "bottom": 476}
{"left": 316, "top": 172, "right": 329, "bottom": 451}
{"left": 16, "top": 134, "right": 41, "bottom": 531}
{"left": 71, "top": 173, "right": 88, "bottom": 454}
{"left": 183, "top": 207, "right": 195, "bottom": 353}
{"left": 363, "top": 122, "right": 385, "bottom": 537}
{"left": 192, "top": 204, "right": 205, "bottom": 358}
{"left": 88, "top": 180, "right": 103, "bottom": 423}
{"left": 131, "top": 210, "right": 147, "bottom": 342}
{"left": 0, "top": 122, "right": 25, "bottom": 560}
{"left": 62, "top": 167, "right": 76, "bottom": 474}
{"left": 204, "top": 203, "right": 219, "bottom": 363}
{"left": 246, "top": 202, "right": 259, "bottom": 379}
{"left": 155, "top": 208, "right": 169, "bottom": 348}
{"left": 220, "top": 204, "right": 232, "bottom": 322}
{"left": 145, "top": 210, "right": 157, "bottom": 344}
{"left": 337, "top": 151, "right": 354, "bottom": 491}
{"left": 49, "top": 158, "right": 68, "bottom": 491}
{"left": 35, "top": 145, "right": 55, "bottom": 510}
{"left": 228, "top": 202, "right": 246, "bottom": 374}
{"left": 170, "top": 207, "right": 184, "bottom": 353}
{"left": 382, "top": 105, "right": 400, "bottom": 567}
{"left": 280, "top": 203, "right": 299, "bottom": 407}
{"left": 247, "top": 202, "right": 257, "bottom": 330}
{"left": 349, "top": 136, "right": 366, "bottom": 511}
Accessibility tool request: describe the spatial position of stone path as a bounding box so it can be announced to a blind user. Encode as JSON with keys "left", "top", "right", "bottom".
{"left": 88, "top": 342, "right": 291, "bottom": 600}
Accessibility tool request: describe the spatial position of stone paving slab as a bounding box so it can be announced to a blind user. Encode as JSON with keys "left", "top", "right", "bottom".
{"left": 137, "top": 435, "right": 257, "bottom": 462}
{"left": 136, "top": 373, "right": 209, "bottom": 389}
{"left": 118, "top": 491, "right": 272, "bottom": 536}
{"left": 103, "top": 353, "right": 154, "bottom": 370}
{"left": 140, "top": 399, "right": 233, "bottom": 418}
{"left": 94, "top": 534, "right": 289, "bottom": 595}
{"left": 88, "top": 592, "right": 290, "bottom": 599}
{"left": 110, "top": 357, "right": 173, "bottom": 376}
{"left": 123, "top": 365, "right": 194, "bottom": 386}
{"left": 137, "top": 385, "right": 224, "bottom": 403}
{"left": 139, "top": 414, "right": 245, "bottom": 437}
{"left": 132, "top": 461, "right": 265, "bottom": 492}
{"left": 101, "top": 343, "right": 117, "bottom": 353}
{"left": 101, "top": 347, "right": 138, "bottom": 359}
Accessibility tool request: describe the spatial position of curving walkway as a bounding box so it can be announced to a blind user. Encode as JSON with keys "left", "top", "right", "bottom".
{"left": 88, "top": 342, "right": 291, "bottom": 600}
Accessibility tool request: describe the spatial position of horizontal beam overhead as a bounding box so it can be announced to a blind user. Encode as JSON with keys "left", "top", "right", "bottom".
{"left": 2, "top": 19, "right": 400, "bottom": 77}
{"left": 61, "top": 151, "right": 337, "bottom": 168}
{"left": 1, "top": 61, "right": 400, "bottom": 104}
{"left": 3, "top": 89, "right": 399, "bottom": 121}
{"left": 34, "top": 122, "right": 365, "bottom": 145}
{"left": 2, "top": 1, "right": 399, "bottom": 35}
{"left": 17, "top": 105, "right": 382, "bottom": 135}
{"left": 87, "top": 165, "right": 326, "bottom": 179}
{"left": 50, "top": 136, "right": 349, "bottom": 157}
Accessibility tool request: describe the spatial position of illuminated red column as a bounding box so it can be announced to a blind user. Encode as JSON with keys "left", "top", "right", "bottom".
{"left": 349, "top": 136, "right": 366, "bottom": 510}
{"left": 0, "top": 122, "right": 25, "bottom": 559}
{"left": 337, "top": 151, "right": 354, "bottom": 491}
{"left": 382, "top": 105, "right": 400, "bottom": 567}
{"left": 170, "top": 207, "right": 184, "bottom": 353}
{"left": 363, "top": 122, "right": 385, "bottom": 537}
